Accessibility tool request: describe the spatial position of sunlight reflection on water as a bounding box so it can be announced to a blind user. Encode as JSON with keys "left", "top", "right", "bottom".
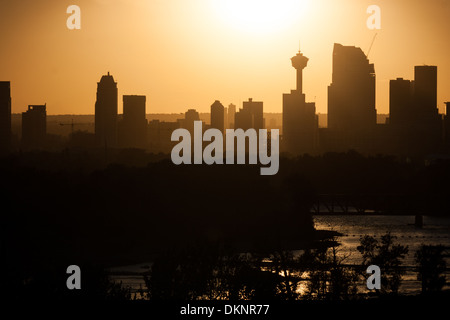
{"left": 313, "top": 215, "right": 450, "bottom": 294}
{"left": 111, "top": 215, "right": 450, "bottom": 298}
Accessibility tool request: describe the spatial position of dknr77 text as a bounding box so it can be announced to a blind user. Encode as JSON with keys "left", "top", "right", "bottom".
{"left": 224, "top": 304, "right": 269, "bottom": 315}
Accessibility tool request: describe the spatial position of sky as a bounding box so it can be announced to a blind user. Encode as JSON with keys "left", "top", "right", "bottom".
{"left": 0, "top": 0, "right": 449, "bottom": 115}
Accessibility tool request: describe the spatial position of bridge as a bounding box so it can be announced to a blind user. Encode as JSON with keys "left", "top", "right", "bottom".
{"left": 310, "top": 194, "right": 431, "bottom": 216}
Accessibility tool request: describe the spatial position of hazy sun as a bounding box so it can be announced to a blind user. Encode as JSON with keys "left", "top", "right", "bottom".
{"left": 212, "top": 0, "right": 308, "bottom": 34}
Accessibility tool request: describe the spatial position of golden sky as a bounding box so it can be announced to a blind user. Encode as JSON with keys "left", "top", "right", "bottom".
{"left": 0, "top": 0, "right": 449, "bottom": 115}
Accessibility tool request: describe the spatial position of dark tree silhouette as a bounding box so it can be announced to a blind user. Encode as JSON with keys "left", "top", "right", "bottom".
{"left": 358, "top": 233, "right": 408, "bottom": 295}
{"left": 304, "top": 243, "right": 359, "bottom": 300}
{"left": 415, "top": 245, "right": 447, "bottom": 294}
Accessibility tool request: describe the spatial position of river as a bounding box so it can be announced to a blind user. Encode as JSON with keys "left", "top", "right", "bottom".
{"left": 312, "top": 215, "right": 450, "bottom": 294}
{"left": 110, "top": 215, "right": 450, "bottom": 298}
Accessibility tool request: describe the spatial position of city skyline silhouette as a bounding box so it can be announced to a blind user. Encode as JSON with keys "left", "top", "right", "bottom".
{"left": 1, "top": 42, "right": 449, "bottom": 158}
{"left": 1, "top": 0, "right": 449, "bottom": 115}
{"left": 1, "top": 0, "right": 450, "bottom": 307}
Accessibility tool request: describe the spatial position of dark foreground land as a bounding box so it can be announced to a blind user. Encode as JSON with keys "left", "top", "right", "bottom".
{"left": 1, "top": 150, "right": 450, "bottom": 302}
{"left": 9, "top": 293, "right": 450, "bottom": 318}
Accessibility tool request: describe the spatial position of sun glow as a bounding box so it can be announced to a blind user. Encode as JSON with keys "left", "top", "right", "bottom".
{"left": 212, "top": 0, "right": 309, "bottom": 35}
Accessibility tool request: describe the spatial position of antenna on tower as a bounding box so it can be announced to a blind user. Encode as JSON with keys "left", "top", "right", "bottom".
{"left": 367, "top": 33, "right": 378, "bottom": 58}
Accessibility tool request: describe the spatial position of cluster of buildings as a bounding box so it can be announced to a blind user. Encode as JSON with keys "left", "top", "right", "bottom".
{"left": 283, "top": 43, "right": 449, "bottom": 157}
{"left": 0, "top": 43, "right": 449, "bottom": 157}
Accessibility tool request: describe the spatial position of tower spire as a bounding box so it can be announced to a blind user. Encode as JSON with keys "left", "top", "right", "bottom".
{"left": 291, "top": 47, "right": 309, "bottom": 94}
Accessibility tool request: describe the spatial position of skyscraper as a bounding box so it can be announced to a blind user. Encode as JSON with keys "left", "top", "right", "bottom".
{"left": 119, "top": 95, "right": 147, "bottom": 149}
{"left": 235, "top": 98, "right": 264, "bottom": 131}
{"left": 0, "top": 81, "right": 11, "bottom": 153}
{"left": 388, "top": 66, "right": 441, "bottom": 155}
{"left": 282, "top": 49, "right": 317, "bottom": 155}
{"left": 223, "top": 105, "right": 228, "bottom": 131}
{"left": 389, "top": 78, "right": 414, "bottom": 126}
{"left": 183, "top": 109, "right": 201, "bottom": 137}
{"left": 227, "top": 104, "right": 236, "bottom": 129}
{"left": 22, "top": 104, "right": 46, "bottom": 150}
{"left": 148, "top": 119, "right": 180, "bottom": 154}
{"left": 328, "top": 43, "right": 376, "bottom": 132}
{"left": 210, "top": 100, "right": 225, "bottom": 133}
{"left": 444, "top": 102, "right": 450, "bottom": 148}
{"left": 414, "top": 66, "right": 438, "bottom": 119}
{"left": 95, "top": 72, "right": 118, "bottom": 148}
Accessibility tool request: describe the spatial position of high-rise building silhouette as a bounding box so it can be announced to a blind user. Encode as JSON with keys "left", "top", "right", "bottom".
{"left": 235, "top": 98, "right": 264, "bottom": 131}
{"left": 119, "top": 95, "right": 147, "bottom": 149}
{"left": 389, "top": 78, "right": 414, "bottom": 127}
{"left": 148, "top": 120, "right": 180, "bottom": 154}
{"left": 414, "top": 66, "right": 438, "bottom": 119}
{"left": 0, "top": 81, "right": 11, "bottom": 153}
{"left": 22, "top": 104, "right": 46, "bottom": 150}
{"left": 223, "top": 105, "right": 228, "bottom": 132}
{"left": 282, "top": 49, "right": 317, "bottom": 155}
{"left": 95, "top": 72, "right": 118, "bottom": 148}
{"left": 183, "top": 109, "right": 200, "bottom": 135}
{"left": 388, "top": 66, "right": 442, "bottom": 155}
{"left": 325, "top": 43, "right": 377, "bottom": 152}
{"left": 328, "top": 43, "right": 376, "bottom": 132}
{"left": 210, "top": 100, "right": 225, "bottom": 133}
{"left": 444, "top": 102, "right": 450, "bottom": 148}
{"left": 227, "top": 104, "right": 236, "bottom": 129}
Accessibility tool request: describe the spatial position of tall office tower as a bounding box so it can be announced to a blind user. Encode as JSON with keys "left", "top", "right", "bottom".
{"left": 210, "top": 100, "right": 225, "bottom": 133}
{"left": 148, "top": 120, "right": 181, "bottom": 154}
{"left": 389, "top": 78, "right": 414, "bottom": 126}
{"left": 228, "top": 103, "right": 236, "bottom": 129}
{"left": 95, "top": 72, "right": 118, "bottom": 148}
{"left": 328, "top": 43, "right": 376, "bottom": 132}
{"left": 119, "top": 95, "right": 147, "bottom": 149}
{"left": 388, "top": 66, "right": 441, "bottom": 155}
{"left": 223, "top": 105, "right": 228, "bottom": 131}
{"left": 183, "top": 109, "right": 200, "bottom": 135}
{"left": 282, "top": 49, "right": 317, "bottom": 155}
{"left": 0, "top": 81, "right": 11, "bottom": 153}
{"left": 235, "top": 98, "right": 264, "bottom": 131}
{"left": 444, "top": 102, "right": 450, "bottom": 148}
{"left": 414, "top": 66, "right": 438, "bottom": 119}
{"left": 22, "top": 104, "right": 47, "bottom": 150}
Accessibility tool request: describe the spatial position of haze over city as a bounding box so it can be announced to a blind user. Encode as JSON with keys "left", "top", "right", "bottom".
{"left": 1, "top": 0, "right": 450, "bottom": 115}
{"left": 2, "top": 0, "right": 450, "bottom": 309}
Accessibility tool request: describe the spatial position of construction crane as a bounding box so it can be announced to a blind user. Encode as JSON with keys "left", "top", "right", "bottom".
{"left": 367, "top": 33, "right": 378, "bottom": 58}
{"left": 59, "top": 118, "right": 93, "bottom": 135}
